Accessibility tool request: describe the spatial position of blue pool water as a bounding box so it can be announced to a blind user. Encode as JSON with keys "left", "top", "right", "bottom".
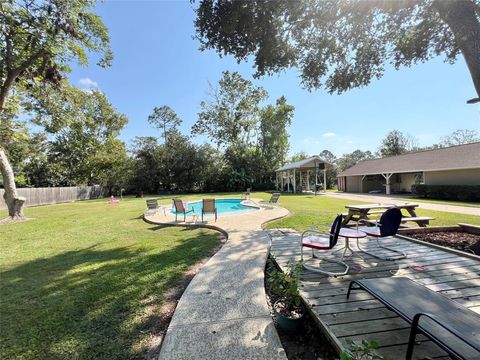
{"left": 171, "top": 198, "right": 257, "bottom": 217}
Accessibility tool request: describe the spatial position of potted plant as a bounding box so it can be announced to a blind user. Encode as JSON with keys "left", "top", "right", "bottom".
{"left": 267, "top": 259, "right": 305, "bottom": 334}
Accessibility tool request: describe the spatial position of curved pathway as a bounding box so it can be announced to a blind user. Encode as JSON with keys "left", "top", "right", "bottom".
{"left": 144, "top": 200, "right": 289, "bottom": 360}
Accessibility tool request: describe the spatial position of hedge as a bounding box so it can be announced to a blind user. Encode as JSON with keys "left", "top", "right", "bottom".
{"left": 411, "top": 184, "right": 480, "bottom": 202}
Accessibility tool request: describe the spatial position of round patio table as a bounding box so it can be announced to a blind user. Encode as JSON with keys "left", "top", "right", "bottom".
{"left": 334, "top": 228, "right": 367, "bottom": 261}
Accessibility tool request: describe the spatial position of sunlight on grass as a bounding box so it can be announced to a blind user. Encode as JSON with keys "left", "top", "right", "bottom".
{"left": 0, "top": 198, "right": 223, "bottom": 359}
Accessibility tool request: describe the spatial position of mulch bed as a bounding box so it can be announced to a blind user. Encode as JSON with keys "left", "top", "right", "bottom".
{"left": 408, "top": 231, "right": 480, "bottom": 255}
{"left": 265, "top": 257, "right": 337, "bottom": 360}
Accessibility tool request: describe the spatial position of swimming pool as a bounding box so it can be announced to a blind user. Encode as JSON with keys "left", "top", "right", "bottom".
{"left": 171, "top": 198, "right": 258, "bottom": 217}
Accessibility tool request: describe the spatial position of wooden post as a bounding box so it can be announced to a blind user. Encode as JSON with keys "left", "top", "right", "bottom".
{"left": 287, "top": 171, "right": 290, "bottom": 192}
{"left": 299, "top": 170, "right": 302, "bottom": 192}
{"left": 361, "top": 175, "right": 367, "bottom": 193}
{"left": 293, "top": 168, "right": 296, "bottom": 193}
{"left": 307, "top": 170, "right": 310, "bottom": 191}
{"left": 323, "top": 167, "right": 327, "bottom": 192}
{"left": 382, "top": 173, "right": 393, "bottom": 195}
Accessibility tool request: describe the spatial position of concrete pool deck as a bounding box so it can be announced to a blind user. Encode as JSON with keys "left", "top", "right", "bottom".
{"left": 143, "top": 199, "right": 289, "bottom": 360}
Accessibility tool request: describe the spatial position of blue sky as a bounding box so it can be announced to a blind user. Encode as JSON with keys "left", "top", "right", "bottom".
{"left": 70, "top": 0, "right": 479, "bottom": 157}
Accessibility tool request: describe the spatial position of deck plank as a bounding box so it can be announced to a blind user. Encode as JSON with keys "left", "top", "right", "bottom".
{"left": 269, "top": 231, "right": 480, "bottom": 360}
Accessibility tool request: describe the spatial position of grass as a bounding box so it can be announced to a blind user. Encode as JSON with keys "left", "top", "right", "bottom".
{"left": 260, "top": 193, "right": 480, "bottom": 231}
{"left": 0, "top": 197, "right": 223, "bottom": 360}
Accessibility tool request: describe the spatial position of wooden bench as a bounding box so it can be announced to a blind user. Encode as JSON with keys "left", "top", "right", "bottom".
{"left": 341, "top": 210, "right": 386, "bottom": 217}
{"left": 362, "top": 216, "right": 435, "bottom": 227}
{"left": 401, "top": 216, "right": 434, "bottom": 227}
{"left": 347, "top": 277, "right": 480, "bottom": 360}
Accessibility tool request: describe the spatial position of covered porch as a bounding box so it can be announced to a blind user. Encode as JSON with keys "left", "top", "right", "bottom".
{"left": 338, "top": 171, "right": 424, "bottom": 195}
{"left": 275, "top": 156, "right": 333, "bottom": 193}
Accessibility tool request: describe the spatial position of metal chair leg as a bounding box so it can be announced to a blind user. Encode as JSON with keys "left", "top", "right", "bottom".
{"left": 303, "top": 258, "right": 349, "bottom": 276}
{"left": 346, "top": 281, "right": 363, "bottom": 299}
{"left": 406, "top": 313, "right": 422, "bottom": 360}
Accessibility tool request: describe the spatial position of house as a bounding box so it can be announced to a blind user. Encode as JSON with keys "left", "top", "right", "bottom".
{"left": 337, "top": 142, "right": 480, "bottom": 194}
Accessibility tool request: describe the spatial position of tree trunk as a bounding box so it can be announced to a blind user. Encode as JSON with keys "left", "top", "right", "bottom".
{"left": 0, "top": 146, "right": 25, "bottom": 220}
{"left": 433, "top": 0, "right": 480, "bottom": 103}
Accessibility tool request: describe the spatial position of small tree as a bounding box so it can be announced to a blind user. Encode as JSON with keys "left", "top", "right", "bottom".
{"left": 440, "top": 129, "right": 480, "bottom": 146}
{"left": 192, "top": 71, "right": 268, "bottom": 148}
{"left": 319, "top": 149, "right": 337, "bottom": 189}
{"left": 258, "top": 96, "right": 294, "bottom": 180}
{"left": 378, "top": 130, "right": 418, "bottom": 157}
{"left": 336, "top": 150, "right": 375, "bottom": 172}
{"left": 147, "top": 106, "right": 182, "bottom": 144}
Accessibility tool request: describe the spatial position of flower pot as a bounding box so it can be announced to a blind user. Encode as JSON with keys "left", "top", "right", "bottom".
{"left": 273, "top": 299, "right": 304, "bottom": 334}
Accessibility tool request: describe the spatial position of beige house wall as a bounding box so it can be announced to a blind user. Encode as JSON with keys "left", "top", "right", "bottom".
{"left": 425, "top": 168, "right": 480, "bottom": 185}
{"left": 395, "top": 173, "right": 417, "bottom": 192}
{"left": 346, "top": 176, "right": 362, "bottom": 192}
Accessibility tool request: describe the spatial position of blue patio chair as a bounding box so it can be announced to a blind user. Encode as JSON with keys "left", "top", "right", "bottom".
{"left": 357, "top": 207, "right": 406, "bottom": 260}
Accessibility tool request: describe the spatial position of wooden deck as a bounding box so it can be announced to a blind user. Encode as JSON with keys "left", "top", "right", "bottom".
{"left": 268, "top": 229, "right": 480, "bottom": 359}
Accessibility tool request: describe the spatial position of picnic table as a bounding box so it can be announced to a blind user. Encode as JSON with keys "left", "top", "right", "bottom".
{"left": 342, "top": 203, "right": 433, "bottom": 227}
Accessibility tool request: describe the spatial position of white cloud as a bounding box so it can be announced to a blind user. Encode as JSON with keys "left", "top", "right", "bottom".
{"left": 322, "top": 132, "right": 336, "bottom": 138}
{"left": 78, "top": 77, "right": 99, "bottom": 91}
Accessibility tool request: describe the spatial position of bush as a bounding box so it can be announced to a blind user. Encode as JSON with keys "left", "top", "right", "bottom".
{"left": 411, "top": 184, "right": 480, "bottom": 201}
{"left": 252, "top": 181, "right": 276, "bottom": 191}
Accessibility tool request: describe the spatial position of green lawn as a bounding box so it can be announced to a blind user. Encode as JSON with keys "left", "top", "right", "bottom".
{"left": 261, "top": 193, "right": 480, "bottom": 231}
{"left": 0, "top": 197, "right": 223, "bottom": 360}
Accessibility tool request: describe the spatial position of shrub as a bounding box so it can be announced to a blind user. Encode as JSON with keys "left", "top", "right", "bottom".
{"left": 267, "top": 258, "right": 303, "bottom": 311}
{"left": 411, "top": 184, "right": 480, "bottom": 201}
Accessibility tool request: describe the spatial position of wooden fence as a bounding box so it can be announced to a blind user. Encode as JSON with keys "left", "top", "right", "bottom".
{"left": 0, "top": 186, "right": 106, "bottom": 210}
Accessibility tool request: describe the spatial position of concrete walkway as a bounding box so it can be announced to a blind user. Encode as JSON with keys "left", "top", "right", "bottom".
{"left": 324, "top": 192, "right": 480, "bottom": 216}
{"left": 144, "top": 200, "right": 289, "bottom": 360}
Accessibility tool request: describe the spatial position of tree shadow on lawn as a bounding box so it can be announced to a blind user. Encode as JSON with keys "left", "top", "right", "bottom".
{"left": 0, "top": 232, "right": 220, "bottom": 360}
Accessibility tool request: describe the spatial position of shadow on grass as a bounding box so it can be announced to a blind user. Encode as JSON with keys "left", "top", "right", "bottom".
{"left": 0, "top": 231, "right": 220, "bottom": 360}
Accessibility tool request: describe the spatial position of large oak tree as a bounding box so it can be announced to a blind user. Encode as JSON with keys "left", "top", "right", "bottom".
{"left": 194, "top": 0, "right": 480, "bottom": 103}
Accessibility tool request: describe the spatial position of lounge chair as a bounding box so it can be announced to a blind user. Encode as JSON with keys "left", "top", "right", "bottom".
{"left": 145, "top": 199, "right": 166, "bottom": 216}
{"left": 347, "top": 277, "right": 480, "bottom": 360}
{"left": 242, "top": 188, "right": 251, "bottom": 199}
{"left": 356, "top": 207, "right": 406, "bottom": 260}
{"left": 201, "top": 199, "right": 217, "bottom": 222}
{"left": 268, "top": 193, "right": 281, "bottom": 204}
{"left": 300, "top": 214, "right": 348, "bottom": 276}
{"left": 261, "top": 192, "right": 280, "bottom": 204}
{"left": 172, "top": 199, "right": 194, "bottom": 222}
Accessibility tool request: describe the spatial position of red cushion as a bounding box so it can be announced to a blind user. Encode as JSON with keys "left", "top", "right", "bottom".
{"left": 302, "top": 236, "right": 330, "bottom": 250}
{"left": 358, "top": 226, "right": 381, "bottom": 237}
